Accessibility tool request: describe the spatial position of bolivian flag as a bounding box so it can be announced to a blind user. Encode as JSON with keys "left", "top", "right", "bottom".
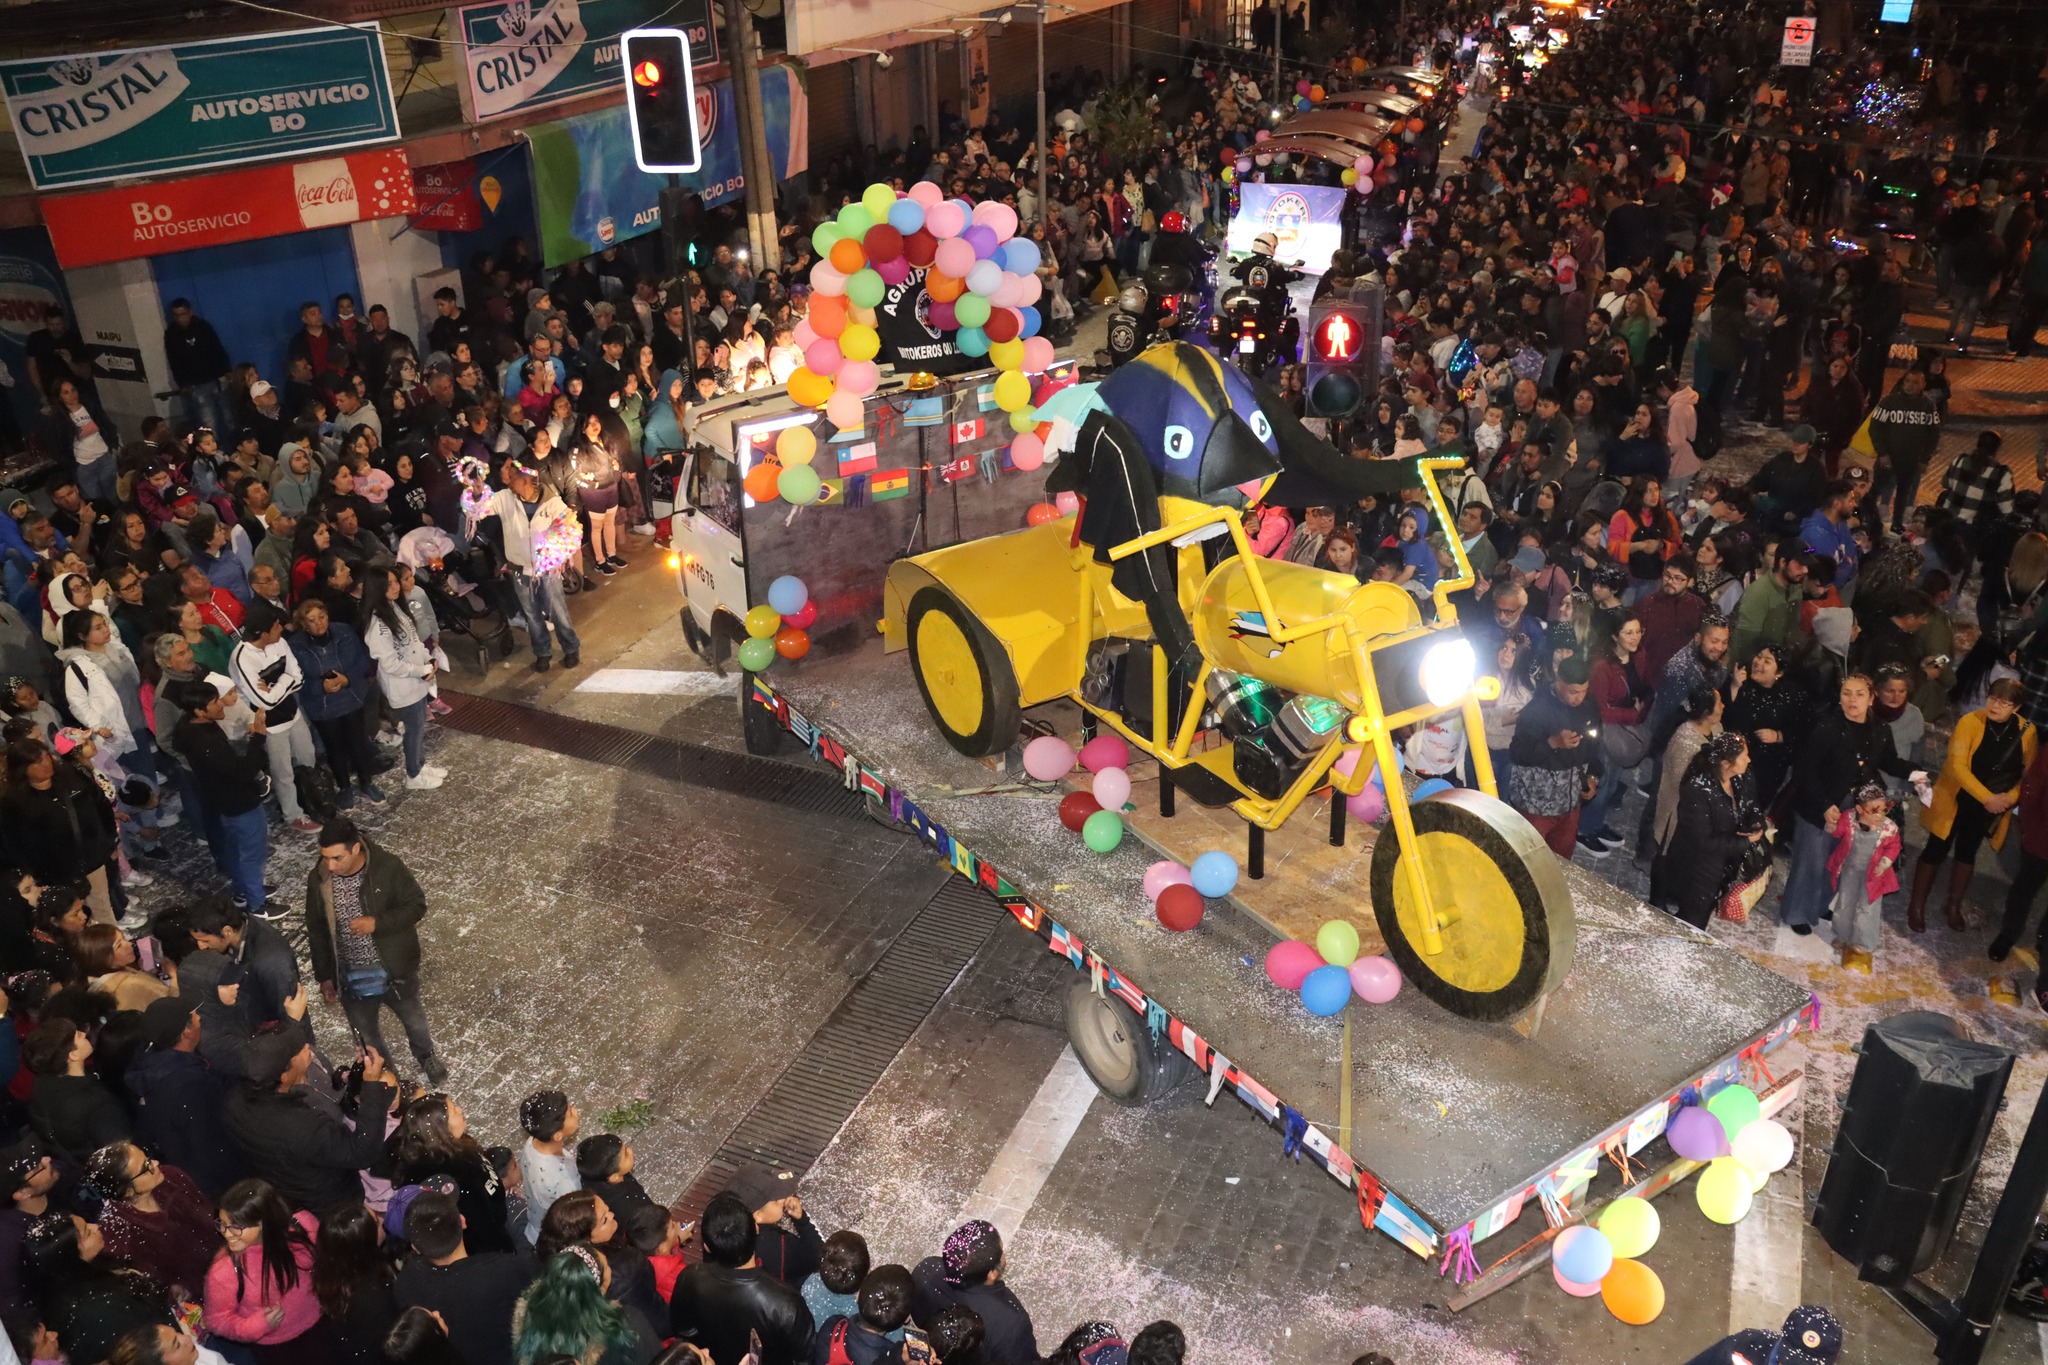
{"left": 872, "top": 468, "right": 912, "bottom": 502}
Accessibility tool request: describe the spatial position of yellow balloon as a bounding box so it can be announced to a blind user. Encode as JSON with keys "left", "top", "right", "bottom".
{"left": 1696, "top": 1157, "right": 1754, "bottom": 1225}
{"left": 987, "top": 339, "right": 1025, "bottom": 371}
{"left": 787, "top": 367, "right": 833, "bottom": 409}
{"left": 993, "top": 370, "right": 1031, "bottom": 412}
{"left": 744, "top": 605, "right": 782, "bottom": 639}
{"left": 776, "top": 425, "right": 818, "bottom": 466}
{"left": 839, "top": 324, "right": 881, "bottom": 362}
{"left": 1341, "top": 168, "right": 1359, "bottom": 186}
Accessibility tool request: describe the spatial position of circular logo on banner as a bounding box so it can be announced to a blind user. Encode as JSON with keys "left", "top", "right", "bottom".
{"left": 0, "top": 254, "right": 62, "bottom": 344}
{"left": 1108, "top": 318, "right": 1139, "bottom": 355}
{"left": 597, "top": 215, "right": 616, "bottom": 246}
{"left": 1264, "top": 191, "right": 1311, "bottom": 261}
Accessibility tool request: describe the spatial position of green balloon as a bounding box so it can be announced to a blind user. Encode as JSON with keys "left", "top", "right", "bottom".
{"left": 810, "top": 222, "right": 844, "bottom": 257}
{"left": 954, "top": 292, "right": 991, "bottom": 328}
{"left": 1315, "top": 919, "right": 1361, "bottom": 966}
{"left": 737, "top": 636, "right": 776, "bottom": 671}
{"left": 835, "top": 203, "right": 875, "bottom": 238}
{"left": 778, "top": 463, "right": 823, "bottom": 505}
{"left": 1597, "top": 1196, "right": 1660, "bottom": 1260}
{"left": 1081, "top": 809, "right": 1124, "bottom": 853}
{"left": 1706, "top": 1084, "right": 1762, "bottom": 1141}
{"left": 1008, "top": 409, "right": 1037, "bottom": 433}
{"left": 845, "top": 268, "right": 885, "bottom": 308}
{"left": 861, "top": 182, "right": 897, "bottom": 219}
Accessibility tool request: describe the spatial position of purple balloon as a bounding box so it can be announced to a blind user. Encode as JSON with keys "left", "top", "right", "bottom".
{"left": 1667, "top": 1105, "right": 1731, "bottom": 1161}
{"left": 963, "top": 224, "right": 999, "bottom": 260}
{"left": 928, "top": 301, "right": 958, "bottom": 331}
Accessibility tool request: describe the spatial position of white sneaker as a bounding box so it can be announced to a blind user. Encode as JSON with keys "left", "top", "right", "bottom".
{"left": 120, "top": 869, "right": 154, "bottom": 889}
{"left": 116, "top": 909, "right": 152, "bottom": 933}
{"left": 404, "top": 771, "right": 445, "bottom": 790}
{"left": 629, "top": 521, "right": 657, "bottom": 535}
{"left": 422, "top": 763, "right": 449, "bottom": 780}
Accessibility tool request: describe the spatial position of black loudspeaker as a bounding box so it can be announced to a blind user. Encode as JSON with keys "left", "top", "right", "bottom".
{"left": 1814, "top": 1011, "right": 2015, "bottom": 1286}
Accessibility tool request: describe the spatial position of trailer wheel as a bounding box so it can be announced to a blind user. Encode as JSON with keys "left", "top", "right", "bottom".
{"left": 905, "top": 585, "right": 1021, "bottom": 758}
{"left": 1369, "top": 788, "right": 1576, "bottom": 1022}
{"left": 1064, "top": 978, "right": 1193, "bottom": 1106}
{"left": 738, "top": 674, "right": 791, "bottom": 756}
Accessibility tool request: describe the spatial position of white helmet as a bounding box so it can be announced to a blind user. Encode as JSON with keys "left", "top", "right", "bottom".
{"left": 1253, "top": 232, "right": 1279, "bottom": 255}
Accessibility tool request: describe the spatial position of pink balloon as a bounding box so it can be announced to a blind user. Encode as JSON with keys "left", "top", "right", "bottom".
{"left": 1022, "top": 735, "right": 1076, "bottom": 781}
{"left": 1334, "top": 749, "right": 1365, "bottom": 779}
{"left": 810, "top": 261, "right": 847, "bottom": 296}
{"left": 875, "top": 255, "right": 913, "bottom": 286}
{"left": 1349, "top": 955, "right": 1402, "bottom": 1003}
{"left": 1254, "top": 128, "right": 1271, "bottom": 142}
{"left": 1554, "top": 1261, "right": 1604, "bottom": 1298}
{"left": 1093, "top": 766, "right": 1132, "bottom": 811}
{"left": 1346, "top": 784, "right": 1386, "bottom": 823}
{"left": 1143, "top": 860, "right": 1192, "bottom": 902}
{"left": 1053, "top": 490, "right": 1080, "bottom": 513}
{"left": 934, "top": 237, "right": 976, "bottom": 277}
{"left": 929, "top": 301, "right": 958, "bottom": 331}
{"left": 837, "top": 359, "right": 879, "bottom": 397}
{"left": 908, "top": 180, "right": 944, "bottom": 208}
{"left": 926, "top": 202, "right": 967, "bottom": 239}
{"left": 1078, "top": 734, "right": 1130, "bottom": 773}
{"left": 1021, "top": 337, "right": 1056, "bottom": 373}
{"left": 825, "top": 389, "right": 864, "bottom": 431}
{"left": 989, "top": 274, "right": 1025, "bottom": 308}
{"left": 1265, "top": 940, "right": 1324, "bottom": 991}
{"left": 972, "top": 201, "right": 1019, "bottom": 241}
{"left": 1014, "top": 272, "right": 1043, "bottom": 306}
{"left": 791, "top": 319, "right": 819, "bottom": 350}
{"left": 804, "top": 337, "right": 843, "bottom": 375}
{"left": 1010, "top": 432, "right": 1045, "bottom": 471}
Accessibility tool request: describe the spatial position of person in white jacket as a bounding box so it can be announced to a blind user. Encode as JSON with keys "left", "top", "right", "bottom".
{"left": 229, "top": 603, "right": 319, "bottom": 832}
{"left": 57, "top": 608, "right": 155, "bottom": 783}
{"left": 359, "top": 565, "right": 446, "bottom": 790}
{"left": 485, "top": 463, "right": 582, "bottom": 673}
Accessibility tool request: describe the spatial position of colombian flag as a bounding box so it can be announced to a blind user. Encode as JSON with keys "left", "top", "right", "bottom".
{"left": 871, "top": 468, "right": 912, "bottom": 502}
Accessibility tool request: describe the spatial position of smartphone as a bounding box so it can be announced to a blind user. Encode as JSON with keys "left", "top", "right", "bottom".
{"left": 135, "top": 936, "right": 161, "bottom": 978}
{"left": 902, "top": 1326, "right": 935, "bottom": 1364}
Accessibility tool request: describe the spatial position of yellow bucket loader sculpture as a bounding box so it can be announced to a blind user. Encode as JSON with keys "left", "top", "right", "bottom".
{"left": 881, "top": 344, "right": 1573, "bottom": 1022}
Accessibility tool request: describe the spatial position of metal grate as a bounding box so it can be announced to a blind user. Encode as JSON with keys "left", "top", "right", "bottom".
{"left": 435, "top": 692, "right": 867, "bottom": 818}
{"left": 676, "top": 877, "right": 1007, "bottom": 1223}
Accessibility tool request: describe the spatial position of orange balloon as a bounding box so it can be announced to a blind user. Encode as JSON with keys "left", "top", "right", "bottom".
{"left": 744, "top": 462, "right": 782, "bottom": 502}
{"left": 1599, "top": 1260, "right": 1665, "bottom": 1326}
{"left": 829, "top": 238, "right": 866, "bottom": 274}
{"left": 1408, "top": 116, "right": 1426, "bottom": 134}
{"left": 809, "top": 293, "right": 849, "bottom": 339}
{"left": 1025, "top": 502, "right": 1061, "bottom": 526}
{"left": 774, "top": 627, "right": 811, "bottom": 660}
{"left": 926, "top": 271, "right": 966, "bottom": 303}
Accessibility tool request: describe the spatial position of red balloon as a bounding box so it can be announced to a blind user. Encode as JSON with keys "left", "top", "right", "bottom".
{"left": 1025, "top": 502, "right": 1061, "bottom": 526}
{"left": 1058, "top": 791, "right": 1102, "bottom": 832}
{"left": 902, "top": 229, "right": 938, "bottom": 267}
{"left": 784, "top": 601, "right": 818, "bottom": 630}
{"left": 983, "top": 307, "right": 1020, "bottom": 342}
{"left": 864, "top": 224, "right": 904, "bottom": 261}
{"left": 1156, "top": 884, "right": 1204, "bottom": 931}
{"left": 773, "top": 628, "right": 811, "bottom": 660}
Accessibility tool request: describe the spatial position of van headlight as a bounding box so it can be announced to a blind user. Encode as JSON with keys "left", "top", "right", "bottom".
{"left": 1418, "top": 638, "right": 1476, "bottom": 708}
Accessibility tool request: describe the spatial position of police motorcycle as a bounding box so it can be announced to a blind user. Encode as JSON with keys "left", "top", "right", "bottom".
{"left": 1208, "top": 232, "right": 1303, "bottom": 378}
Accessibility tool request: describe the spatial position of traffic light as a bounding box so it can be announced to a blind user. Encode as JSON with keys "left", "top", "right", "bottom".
{"left": 1303, "top": 294, "right": 1379, "bottom": 421}
{"left": 622, "top": 29, "right": 703, "bottom": 174}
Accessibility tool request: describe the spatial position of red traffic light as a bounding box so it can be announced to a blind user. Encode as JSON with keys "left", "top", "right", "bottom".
{"left": 633, "top": 59, "right": 664, "bottom": 87}
{"left": 1312, "top": 312, "right": 1362, "bottom": 362}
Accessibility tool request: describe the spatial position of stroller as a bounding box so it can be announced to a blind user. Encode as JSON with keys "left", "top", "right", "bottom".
{"left": 397, "top": 527, "right": 516, "bottom": 671}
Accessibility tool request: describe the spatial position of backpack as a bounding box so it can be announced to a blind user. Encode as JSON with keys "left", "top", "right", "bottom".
{"left": 824, "top": 1319, "right": 855, "bottom": 1365}
{"left": 293, "top": 764, "right": 343, "bottom": 821}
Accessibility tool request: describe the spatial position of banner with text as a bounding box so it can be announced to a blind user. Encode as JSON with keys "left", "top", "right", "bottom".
{"left": 1226, "top": 182, "right": 1349, "bottom": 276}
{"left": 526, "top": 63, "right": 806, "bottom": 266}
{"left": 458, "top": 0, "right": 716, "bottom": 123}
{"left": 0, "top": 25, "right": 401, "bottom": 192}
{"left": 0, "top": 228, "right": 73, "bottom": 438}
{"left": 39, "top": 148, "right": 417, "bottom": 270}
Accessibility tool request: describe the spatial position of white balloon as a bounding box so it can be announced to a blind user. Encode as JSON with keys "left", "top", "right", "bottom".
{"left": 1731, "top": 1118, "right": 1794, "bottom": 1175}
{"left": 966, "top": 260, "right": 1004, "bottom": 296}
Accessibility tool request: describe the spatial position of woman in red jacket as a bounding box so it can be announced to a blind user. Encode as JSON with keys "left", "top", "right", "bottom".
{"left": 1579, "top": 615, "right": 1653, "bottom": 856}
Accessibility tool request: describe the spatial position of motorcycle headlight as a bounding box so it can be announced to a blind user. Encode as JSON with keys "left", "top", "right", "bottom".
{"left": 1418, "top": 638, "right": 1477, "bottom": 708}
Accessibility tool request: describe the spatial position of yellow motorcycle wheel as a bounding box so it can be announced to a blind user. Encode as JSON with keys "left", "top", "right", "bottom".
{"left": 906, "top": 585, "right": 1022, "bottom": 758}
{"left": 1369, "top": 788, "right": 1576, "bottom": 1021}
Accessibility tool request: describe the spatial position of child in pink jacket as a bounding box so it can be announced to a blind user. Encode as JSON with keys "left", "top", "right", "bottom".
{"left": 1826, "top": 781, "right": 1901, "bottom": 974}
{"left": 204, "top": 1185, "right": 326, "bottom": 1358}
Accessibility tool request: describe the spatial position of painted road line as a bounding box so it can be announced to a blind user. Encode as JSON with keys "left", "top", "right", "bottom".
{"left": 957, "top": 1045, "right": 1098, "bottom": 1242}
{"left": 573, "top": 667, "right": 732, "bottom": 696}
{"left": 1731, "top": 1078, "right": 1805, "bottom": 1332}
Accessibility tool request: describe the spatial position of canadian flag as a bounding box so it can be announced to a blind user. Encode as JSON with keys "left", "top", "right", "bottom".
{"left": 950, "top": 418, "right": 984, "bottom": 445}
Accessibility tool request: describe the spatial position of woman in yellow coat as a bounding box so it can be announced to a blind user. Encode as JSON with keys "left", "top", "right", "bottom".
{"left": 1909, "top": 678, "right": 2038, "bottom": 932}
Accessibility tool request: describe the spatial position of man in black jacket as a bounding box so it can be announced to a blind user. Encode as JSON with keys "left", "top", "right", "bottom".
{"left": 671, "top": 1192, "right": 814, "bottom": 1364}
{"left": 1507, "top": 657, "right": 1606, "bottom": 858}
{"left": 123, "top": 997, "right": 244, "bottom": 1200}
{"left": 223, "top": 1028, "right": 391, "bottom": 1214}
{"left": 167, "top": 678, "right": 285, "bottom": 917}
{"left": 306, "top": 818, "right": 445, "bottom": 1085}
{"left": 391, "top": 1192, "right": 532, "bottom": 1365}
{"left": 910, "top": 1219, "right": 1038, "bottom": 1364}
{"left": 162, "top": 299, "right": 230, "bottom": 435}
{"left": 186, "top": 898, "right": 299, "bottom": 1029}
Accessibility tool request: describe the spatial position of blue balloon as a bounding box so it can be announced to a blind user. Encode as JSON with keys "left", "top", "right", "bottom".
{"left": 1299, "top": 964, "right": 1352, "bottom": 1016}
{"left": 955, "top": 325, "right": 991, "bottom": 357}
{"left": 1413, "top": 778, "right": 1454, "bottom": 800}
{"left": 1554, "top": 1227, "right": 1614, "bottom": 1285}
{"left": 886, "top": 198, "right": 926, "bottom": 234}
{"left": 1018, "top": 305, "right": 1042, "bottom": 338}
{"left": 1191, "top": 850, "right": 1239, "bottom": 898}
{"left": 766, "top": 575, "right": 808, "bottom": 616}
{"left": 1001, "top": 239, "right": 1040, "bottom": 275}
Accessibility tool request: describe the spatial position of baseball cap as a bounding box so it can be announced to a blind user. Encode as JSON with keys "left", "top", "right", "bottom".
{"left": 1788, "top": 423, "right": 1816, "bottom": 444}
{"left": 434, "top": 420, "right": 464, "bottom": 441}
{"left": 384, "top": 1175, "right": 459, "bottom": 1240}
{"left": 1510, "top": 545, "right": 1545, "bottom": 575}
{"left": 242, "top": 1029, "right": 305, "bottom": 1087}
{"left": 248, "top": 381, "right": 274, "bottom": 399}
{"left": 204, "top": 672, "right": 237, "bottom": 700}
{"left": 1779, "top": 1305, "right": 1842, "bottom": 1362}
{"left": 140, "top": 997, "right": 194, "bottom": 1051}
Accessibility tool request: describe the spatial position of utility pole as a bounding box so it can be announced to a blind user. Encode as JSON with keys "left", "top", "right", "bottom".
{"left": 721, "top": 0, "right": 783, "bottom": 272}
